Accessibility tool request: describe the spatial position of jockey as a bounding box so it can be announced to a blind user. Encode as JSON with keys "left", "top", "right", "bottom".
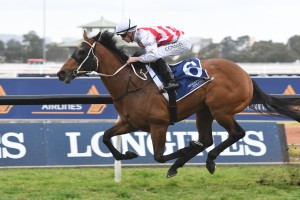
{"left": 115, "top": 18, "right": 192, "bottom": 90}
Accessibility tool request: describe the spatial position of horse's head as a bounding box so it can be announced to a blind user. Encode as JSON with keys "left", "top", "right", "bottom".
{"left": 57, "top": 30, "right": 101, "bottom": 83}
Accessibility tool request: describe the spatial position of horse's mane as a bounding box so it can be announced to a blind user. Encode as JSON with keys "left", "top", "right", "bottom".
{"left": 96, "top": 30, "right": 129, "bottom": 62}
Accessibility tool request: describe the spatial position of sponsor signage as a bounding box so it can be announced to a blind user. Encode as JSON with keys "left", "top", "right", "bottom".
{"left": 0, "top": 122, "right": 288, "bottom": 167}
{"left": 0, "top": 77, "right": 299, "bottom": 120}
{"left": 0, "top": 78, "right": 118, "bottom": 119}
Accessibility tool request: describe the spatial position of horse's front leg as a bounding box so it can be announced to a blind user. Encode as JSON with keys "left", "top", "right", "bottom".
{"left": 167, "top": 108, "right": 214, "bottom": 178}
{"left": 150, "top": 125, "right": 194, "bottom": 163}
{"left": 167, "top": 141, "right": 205, "bottom": 178}
{"left": 103, "top": 121, "right": 138, "bottom": 160}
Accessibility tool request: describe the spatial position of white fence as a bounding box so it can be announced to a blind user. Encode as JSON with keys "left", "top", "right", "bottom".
{"left": 0, "top": 62, "right": 299, "bottom": 77}
{"left": 0, "top": 63, "right": 62, "bottom": 77}
{"left": 239, "top": 62, "right": 300, "bottom": 76}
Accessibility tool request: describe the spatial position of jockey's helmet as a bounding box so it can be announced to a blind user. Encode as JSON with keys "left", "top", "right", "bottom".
{"left": 116, "top": 18, "right": 137, "bottom": 35}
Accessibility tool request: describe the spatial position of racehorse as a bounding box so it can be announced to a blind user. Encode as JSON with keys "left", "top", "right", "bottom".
{"left": 57, "top": 30, "right": 300, "bottom": 178}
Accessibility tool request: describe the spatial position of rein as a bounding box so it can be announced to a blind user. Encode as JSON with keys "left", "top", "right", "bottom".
{"left": 75, "top": 40, "right": 152, "bottom": 101}
{"left": 74, "top": 41, "right": 148, "bottom": 81}
{"left": 113, "top": 67, "right": 152, "bottom": 101}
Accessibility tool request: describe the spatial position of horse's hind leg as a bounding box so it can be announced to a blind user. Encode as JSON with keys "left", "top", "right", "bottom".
{"left": 167, "top": 106, "right": 214, "bottom": 178}
{"left": 103, "top": 120, "right": 138, "bottom": 160}
{"left": 206, "top": 115, "right": 245, "bottom": 174}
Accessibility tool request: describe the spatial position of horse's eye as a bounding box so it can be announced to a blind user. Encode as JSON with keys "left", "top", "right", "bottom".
{"left": 77, "top": 48, "right": 85, "bottom": 56}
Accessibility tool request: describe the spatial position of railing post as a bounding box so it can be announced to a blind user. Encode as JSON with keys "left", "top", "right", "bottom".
{"left": 114, "top": 116, "right": 122, "bottom": 183}
{"left": 114, "top": 135, "right": 122, "bottom": 183}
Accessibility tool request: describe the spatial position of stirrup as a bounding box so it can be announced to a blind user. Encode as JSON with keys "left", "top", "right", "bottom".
{"left": 164, "top": 82, "right": 180, "bottom": 90}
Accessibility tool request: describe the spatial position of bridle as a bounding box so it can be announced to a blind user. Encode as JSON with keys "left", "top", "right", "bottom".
{"left": 72, "top": 40, "right": 152, "bottom": 101}
{"left": 73, "top": 40, "right": 148, "bottom": 80}
{"left": 74, "top": 41, "right": 99, "bottom": 75}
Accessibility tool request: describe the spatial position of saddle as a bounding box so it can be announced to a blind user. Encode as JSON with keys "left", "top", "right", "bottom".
{"left": 146, "top": 58, "right": 212, "bottom": 125}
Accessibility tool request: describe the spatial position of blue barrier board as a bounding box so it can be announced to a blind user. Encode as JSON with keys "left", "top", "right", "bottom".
{"left": 0, "top": 122, "right": 287, "bottom": 167}
{"left": 0, "top": 77, "right": 299, "bottom": 120}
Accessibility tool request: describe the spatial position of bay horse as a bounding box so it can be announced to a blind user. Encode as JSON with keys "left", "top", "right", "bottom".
{"left": 57, "top": 30, "right": 300, "bottom": 178}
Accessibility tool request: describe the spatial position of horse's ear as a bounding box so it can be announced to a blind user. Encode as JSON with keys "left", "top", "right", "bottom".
{"left": 94, "top": 31, "right": 101, "bottom": 41}
{"left": 83, "top": 30, "right": 89, "bottom": 40}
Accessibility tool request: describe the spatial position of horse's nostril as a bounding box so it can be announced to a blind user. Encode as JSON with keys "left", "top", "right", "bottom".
{"left": 57, "top": 71, "right": 65, "bottom": 78}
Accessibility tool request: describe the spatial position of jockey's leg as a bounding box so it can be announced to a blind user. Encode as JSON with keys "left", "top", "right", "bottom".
{"left": 155, "top": 58, "right": 180, "bottom": 90}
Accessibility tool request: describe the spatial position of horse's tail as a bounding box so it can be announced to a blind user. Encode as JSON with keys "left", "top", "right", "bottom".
{"left": 249, "top": 79, "right": 300, "bottom": 122}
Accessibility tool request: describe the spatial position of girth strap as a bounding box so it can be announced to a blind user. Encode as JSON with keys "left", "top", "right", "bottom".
{"left": 167, "top": 89, "right": 177, "bottom": 125}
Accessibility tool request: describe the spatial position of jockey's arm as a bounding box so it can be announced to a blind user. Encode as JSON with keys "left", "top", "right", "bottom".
{"left": 138, "top": 44, "right": 159, "bottom": 63}
{"left": 127, "top": 57, "right": 140, "bottom": 63}
{"left": 127, "top": 43, "right": 159, "bottom": 64}
{"left": 137, "top": 32, "right": 160, "bottom": 63}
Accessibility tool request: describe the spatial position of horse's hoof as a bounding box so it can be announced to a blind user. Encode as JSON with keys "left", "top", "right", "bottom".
{"left": 167, "top": 168, "right": 177, "bottom": 178}
{"left": 125, "top": 151, "right": 138, "bottom": 159}
{"left": 206, "top": 161, "right": 216, "bottom": 174}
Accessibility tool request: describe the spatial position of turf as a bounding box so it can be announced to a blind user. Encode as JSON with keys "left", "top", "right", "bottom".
{"left": 0, "top": 165, "right": 299, "bottom": 200}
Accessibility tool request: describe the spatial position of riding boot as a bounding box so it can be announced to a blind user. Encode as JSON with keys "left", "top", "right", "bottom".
{"left": 155, "top": 58, "right": 180, "bottom": 90}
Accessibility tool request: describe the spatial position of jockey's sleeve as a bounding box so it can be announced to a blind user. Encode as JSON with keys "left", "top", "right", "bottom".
{"left": 139, "top": 43, "right": 159, "bottom": 63}
{"left": 137, "top": 30, "right": 160, "bottom": 63}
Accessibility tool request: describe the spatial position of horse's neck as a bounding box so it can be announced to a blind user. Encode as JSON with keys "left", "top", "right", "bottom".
{"left": 96, "top": 44, "right": 131, "bottom": 99}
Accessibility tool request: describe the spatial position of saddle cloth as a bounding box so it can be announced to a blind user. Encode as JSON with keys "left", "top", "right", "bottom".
{"left": 146, "top": 58, "right": 212, "bottom": 101}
